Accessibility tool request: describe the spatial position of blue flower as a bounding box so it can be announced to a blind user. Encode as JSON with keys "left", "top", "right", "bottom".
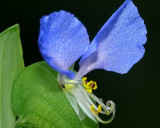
{"left": 38, "top": 0, "right": 147, "bottom": 124}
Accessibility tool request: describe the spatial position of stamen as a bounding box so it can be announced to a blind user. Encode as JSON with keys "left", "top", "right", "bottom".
{"left": 61, "top": 75, "right": 116, "bottom": 124}
{"left": 88, "top": 92, "right": 116, "bottom": 124}
{"left": 75, "top": 84, "right": 116, "bottom": 124}
{"left": 91, "top": 104, "right": 102, "bottom": 114}
{"left": 82, "top": 77, "right": 97, "bottom": 93}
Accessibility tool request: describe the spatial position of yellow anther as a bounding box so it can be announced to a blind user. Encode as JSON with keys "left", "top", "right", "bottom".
{"left": 82, "top": 77, "right": 87, "bottom": 86}
{"left": 87, "top": 81, "right": 97, "bottom": 90}
{"left": 91, "top": 104, "right": 102, "bottom": 114}
{"left": 82, "top": 77, "right": 97, "bottom": 93}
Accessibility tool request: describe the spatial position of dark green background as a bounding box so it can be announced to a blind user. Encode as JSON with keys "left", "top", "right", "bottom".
{"left": 0, "top": 0, "right": 159, "bottom": 128}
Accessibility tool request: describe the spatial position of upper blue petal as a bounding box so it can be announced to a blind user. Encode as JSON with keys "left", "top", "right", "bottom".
{"left": 38, "top": 10, "right": 90, "bottom": 79}
{"left": 78, "top": 0, "right": 147, "bottom": 77}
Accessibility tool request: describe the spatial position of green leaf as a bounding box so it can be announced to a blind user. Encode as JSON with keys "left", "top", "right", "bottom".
{"left": 0, "top": 24, "right": 24, "bottom": 128}
{"left": 31, "top": 61, "right": 58, "bottom": 78}
{"left": 36, "top": 63, "right": 98, "bottom": 128}
{"left": 81, "top": 116, "right": 99, "bottom": 128}
{"left": 11, "top": 62, "right": 83, "bottom": 128}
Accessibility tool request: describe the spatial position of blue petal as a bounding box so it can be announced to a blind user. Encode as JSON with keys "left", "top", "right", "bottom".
{"left": 38, "top": 10, "right": 90, "bottom": 79}
{"left": 78, "top": 0, "right": 147, "bottom": 77}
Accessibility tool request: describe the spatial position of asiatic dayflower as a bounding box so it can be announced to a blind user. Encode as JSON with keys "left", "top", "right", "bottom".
{"left": 38, "top": 0, "right": 147, "bottom": 124}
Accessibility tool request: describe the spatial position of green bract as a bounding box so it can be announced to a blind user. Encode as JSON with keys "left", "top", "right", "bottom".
{"left": 0, "top": 24, "right": 24, "bottom": 128}
{"left": 11, "top": 62, "right": 98, "bottom": 128}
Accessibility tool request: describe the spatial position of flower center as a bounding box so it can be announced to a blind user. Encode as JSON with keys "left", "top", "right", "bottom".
{"left": 61, "top": 76, "right": 116, "bottom": 124}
